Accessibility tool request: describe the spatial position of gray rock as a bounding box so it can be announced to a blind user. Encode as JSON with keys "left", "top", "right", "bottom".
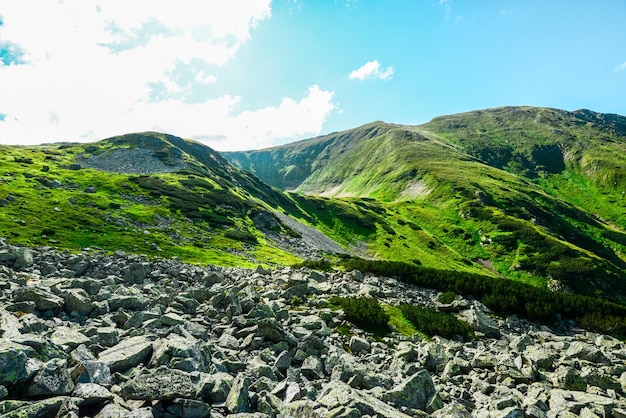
{"left": 431, "top": 402, "right": 472, "bottom": 417}
{"left": 13, "top": 286, "right": 64, "bottom": 311}
{"left": 11, "top": 247, "right": 33, "bottom": 269}
{"left": 0, "top": 340, "right": 37, "bottom": 386}
{"left": 459, "top": 306, "right": 500, "bottom": 338}
{"left": 97, "top": 335, "right": 153, "bottom": 373}
{"left": 123, "top": 262, "right": 148, "bottom": 284}
{"left": 274, "top": 350, "right": 292, "bottom": 372}
{"left": 349, "top": 336, "right": 370, "bottom": 354}
{"left": 96, "top": 327, "right": 120, "bottom": 347}
{"left": 58, "top": 288, "right": 94, "bottom": 314}
{"left": 0, "top": 385, "right": 7, "bottom": 399}
{"left": 284, "top": 382, "right": 301, "bottom": 403}
{"left": 166, "top": 398, "right": 211, "bottom": 418}
{"left": 0, "top": 307, "right": 22, "bottom": 339}
{"left": 382, "top": 369, "right": 440, "bottom": 412}
{"left": 49, "top": 327, "right": 90, "bottom": 350}
{"left": 198, "top": 372, "right": 233, "bottom": 403}
{"left": 566, "top": 341, "right": 611, "bottom": 365}
{"left": 120, "top": 366, "right": 199, "bottom": 400}
{"left": 0, "top": 396, "right": 68, "bottom": 417}
{"left": 149, "top": 334, "right": 210, "bottom": 373}
{"left": 226, "top": 374, "right": 251, "bottom": 413}
{"left": 25, "top": 358, "right": 74, "bottom": 397}
{"left": 319, "top": 381, "right": 413, "bottom": 418}
{"left": 301, "top": 355, "right": 324, "bottom": 380}
{"left": 72, "top": 383, "right": 113, "bottom": 405}
{"left": 70, "top": 360, "right": 112, "bottom": 385}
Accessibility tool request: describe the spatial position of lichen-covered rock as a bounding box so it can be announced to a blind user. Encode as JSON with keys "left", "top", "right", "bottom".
{"left": 13, "top": 286, "right": 64, "bottom": 311}
{"left": 97, "top": 335, "right": 153, "bottom": 373}
{"left": 0, "top": 340, "right": 37, "bottom": 386}
{"left": 382, "top": 369, "right": 441, "bottom": 412}
{"left": 120, "top": 366, "right": 199, "bottom": 401}
{"left": 25, "top": 358, "right": 74, "bottom": 397}
{"left": 225, "top": 374, "right": 251, "bottom": 413}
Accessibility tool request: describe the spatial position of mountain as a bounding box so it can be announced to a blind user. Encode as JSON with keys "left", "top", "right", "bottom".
{"left": 0, "top": 132, "right": 347, "bottom": 268}
{"left": 224, "top": 106, "right": 626, "bottom": 300}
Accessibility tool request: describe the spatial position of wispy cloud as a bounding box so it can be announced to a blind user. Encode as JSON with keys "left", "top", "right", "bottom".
{"left": 615, "top": 61, "right": 626, "bottom": 72}
{"left": 0, "top": 1, "right": 337, "bottom": 150}
{"left": 349, "top": 60, "right": 394, "bottom": 81}
{"left": 500, "top": 9, "right": 515, "bottom": 18}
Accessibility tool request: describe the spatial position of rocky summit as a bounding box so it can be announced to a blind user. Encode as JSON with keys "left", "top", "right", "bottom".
{"left": 1, "top": 240, "right": 626, "bottom": 418}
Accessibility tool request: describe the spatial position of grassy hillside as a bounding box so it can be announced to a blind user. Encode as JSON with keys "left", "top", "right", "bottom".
{"left": 0, "top": 132, "right": 317, "bottom": 267}
{"left": 224, "top": 107, "right": 626, "bottom": 300}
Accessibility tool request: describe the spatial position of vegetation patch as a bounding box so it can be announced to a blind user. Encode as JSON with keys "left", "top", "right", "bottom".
{"left": 329, "top": 295, "right": 390, "bottom": 331}
{"left": 399, "top": 304, "right": 474, "bottom": 340}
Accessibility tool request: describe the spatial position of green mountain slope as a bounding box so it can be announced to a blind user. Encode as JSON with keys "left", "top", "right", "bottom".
{"left": 0, "top": 132, "right": 340, "bottom": 267}
{"left": 224, "top": 107, "right": 626, "bottom": 300}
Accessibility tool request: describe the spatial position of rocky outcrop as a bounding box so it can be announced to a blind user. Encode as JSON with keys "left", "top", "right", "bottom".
{"left": 1, "top": 241, "right": 626, "bottom": 417}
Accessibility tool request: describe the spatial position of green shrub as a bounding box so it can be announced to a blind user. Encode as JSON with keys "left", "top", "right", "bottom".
{"left": 400, "top": 304, "right": 474, "bottom": 340}
{"left": 438, "top": 291, "right": 457, "bottom": 304}
{"left": 330, "top": 296, "right": 389, "bottom": 331}
{"left": 225, "top": 230, "right": 258, "bottom": 244}
{"left": 292, "top": 259, "right": 333, "bottom": 272}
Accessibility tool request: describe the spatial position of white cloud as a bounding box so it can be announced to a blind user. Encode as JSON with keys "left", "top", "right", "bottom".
{"left": 0, "top": 1, "right": 336, "bottom": 150}
{"left": 349, "top": 60, "right": 394, "bottom": 81}
{"left": 615, "top": 61, "right": 626, "bottom": 72}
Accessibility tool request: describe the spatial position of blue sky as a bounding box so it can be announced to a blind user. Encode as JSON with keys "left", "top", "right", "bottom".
{"left": 0, "top": 0, "right": 625, "bottom": 150}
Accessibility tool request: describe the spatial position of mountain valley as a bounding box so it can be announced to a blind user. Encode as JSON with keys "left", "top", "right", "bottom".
{"left": 1, "top": 106, "right": 626, "bottom": 416}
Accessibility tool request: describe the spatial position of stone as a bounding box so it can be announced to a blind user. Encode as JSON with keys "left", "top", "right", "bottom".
{"left": 123, "top": 262, "right": 148, "bottom": 284}
{"left": 301, "top": 355, "right": 325, "bottom": 380}
{"left": 96, "top": 327, "right": 120, "bottom": 347}
{"left": 58, "top": 288, "right": 94, "bottom": 314}
{"left": 149, "top": 334, "right": 210, "bottom": 373}
{"left": 319, "top": 381, "right": 413, "bottom": 418}
{"left": 431, "top": 402, "right": 472, "bottom": 417}
{"left": 72, "top": 383, "right": 113, "bottom": 405}
{"left": 284, "top": 382, "right": 301, "bottom": 403}
{"left": 13, "top": 286, "right": 64, "bottom": 311}
{"left": 25, "top": 358, "right": 75, "bottom": 397}
{"left": 459, "top": 306, "right": 500, "bottom": 338}
{"left": 382, "top": 369, "right": 439, "bottom": 412}
{"left": 0, "top": 396, "right": 68, "bottom": 417}
{"left": 198, "top": 372, "right": 233, "bottom": 403}
{"left": 49, "top": 327, "right": 91, "bottom": 349}
{"left": 11, "top": 247, "right": 33, "bottom": 269}
{"left": 274, "top": 350, "right": 292, "bottom": 372}
{"left": 0, "top": 340, "right": 37, "bottom": 386}
{"left": 97, "top": 335, "right": 153, "bottom": 373}
{"left": 120, "top": 366, "right": 199, "bottom": 400}
{"left": 566, "top": 341, "right": 610, "bottom": 365}
{"left": 349, "top": 336, "right": 370, "bottom": 354}
{"left": 225, "top": 374, "right": 251, "bottom": 413}
{"left": 0, "top": 308, "right": 22, "bottom": 339}
{"left": 71, "top": 360, "right": 112, "bottom": 385}
{"left": 166, "top": 398, "right": 211, "bottom": 418}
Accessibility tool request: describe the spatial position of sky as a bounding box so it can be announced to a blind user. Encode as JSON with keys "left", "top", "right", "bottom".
{"left": 1, "top": 1, "right": 625, "bottom": 151}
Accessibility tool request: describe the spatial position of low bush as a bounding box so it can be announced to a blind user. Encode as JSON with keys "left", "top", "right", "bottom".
{"left": 399, "top": 304, "right": 474, "bottom": 340}
{"left": 330, "top": 296, "right": 389, "bottom": 331}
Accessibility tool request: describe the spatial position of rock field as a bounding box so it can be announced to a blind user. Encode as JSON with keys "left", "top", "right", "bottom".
{"left": 1, "top": 240, "right": 626, "bottom": 417}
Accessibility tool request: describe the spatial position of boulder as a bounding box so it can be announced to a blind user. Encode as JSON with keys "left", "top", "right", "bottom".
{"left": 319, "top": 381, "right": 413, "bottom": 418}
{"left": 120, "top": 366, "right": 199, "bottom": 401}
{"left": 382, "top": 369, "right": 442, "bottom": 412}
{"left": 225, "top": 374, "right": 251, "bottom": 413}
{"left": 97, "top": 335, "right": 153, "bottom": 373}
{"left": 25, "top": 358, "right": 74, "bottom": 397}
{"left": 13, "top": 287, "right": 64, "bottom": 311}
{"left": 72, "top": 383, "right": 113, "bottom": 406}
{"left": 49, "top": 327, "right": 90, "bottom": 350}
{"left": 0, "top": 340, "right": 37, "bottom": 386}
